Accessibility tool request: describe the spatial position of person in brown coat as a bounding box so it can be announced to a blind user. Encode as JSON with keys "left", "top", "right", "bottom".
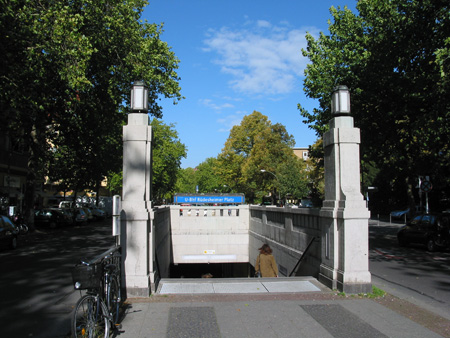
{"left": 255, "top": 244, "right": 278, "bottom": 277}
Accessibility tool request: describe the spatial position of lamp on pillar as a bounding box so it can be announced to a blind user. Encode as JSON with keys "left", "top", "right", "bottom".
{"left": 331, "top": 85, "right": 350, "bottom": 116}
{"left": 122, "top": 80, "right": 154, "bottom": 296}
{"left": 131, "top": 81, "right": 148, "bottom": 113}
{"left": 319, "top": 84, "right": 372, "bottom": 294}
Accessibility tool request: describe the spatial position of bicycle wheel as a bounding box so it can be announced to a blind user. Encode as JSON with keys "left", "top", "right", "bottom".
{"left": 72, "top": 294, "right": 109, "bottom": 338}
{"left": 107, "top": 276, "right": 121, "bottom": 324}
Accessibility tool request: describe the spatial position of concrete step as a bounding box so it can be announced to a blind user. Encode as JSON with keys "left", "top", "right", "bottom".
{"left": 157, "top": 276, "right": 327, "bottom": 294}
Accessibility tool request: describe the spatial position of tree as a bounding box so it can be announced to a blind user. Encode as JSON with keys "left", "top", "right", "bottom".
{"left": 277, "top": 155, "right": 310, "bottom": 203}
{"left": 174, "top": 158, "right": 228, "bottom": 196}
{"left": 151, "top": 119, "right": 186, "bottom": 204}
{"left": 299, "top": 0, "right": 450, "bottom": 212}
{"left": 106, "top": 171, "right": 123, "bottom": 196}
{"left": 217, "top": 111, "right": 308, "bottom": 204}
{"left": 217, "top": 112, "right": 271, "bottom": 202}
{"left": 103, "top": 119, "right": 186, "bottom": 204}
{"left": 195, "top": 158, "right": 223, "bottom": 193}
{"left": 1, "top": 0, "right": 182, "bottom": 224}
{"left": 175, "top": 167, "right": 198, "bottom": 194}
{"left": 304, "top": 139, "right": 325, "bottom": 206}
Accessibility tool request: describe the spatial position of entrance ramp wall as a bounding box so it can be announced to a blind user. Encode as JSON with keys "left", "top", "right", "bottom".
{"left": 249, "top": 206, "right": 321, "bottom": 277}
{"left": 169, "top": 205, "right": 250, "bottom": 264}
{"left": 158, "top": 205, "right": 321, "bottom": 279}
{"left": 153, "top": 206, "right": 172, "bottom": 280}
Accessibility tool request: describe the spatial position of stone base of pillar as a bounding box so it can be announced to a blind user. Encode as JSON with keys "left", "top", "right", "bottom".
{"left": 125, "top": 273, "right": 158, "bottom": 297}
{"left": 124, "top": 274, "right": 152, "bottom": 297}
{"left": 319, "top": 271, "right": 372, "bottom": 294}
{"left": 319, "top": 264, "right": 372, "bottom": 293}
{"left": 126, "top": 287, "right": 151, "bottom": 298}
{"left": 337, "top": 269, "right": 372, "bottom": 293}
{"left": 337, "top": 280, "right": 372, "bottom": 294}
{"left": 319, "top": 264, "right": 337, "bottom": 290}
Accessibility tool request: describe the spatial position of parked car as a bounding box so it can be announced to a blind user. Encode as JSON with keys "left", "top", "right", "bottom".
{"left": 90, "top": 207, "right": 106, "bottom": 221}
{"left": 73, "top": 208, "right": 88, "bottom": 225}
{"left": 81, "top": 207, "right": 94, "bottom": 222}
{"left": 56, "top": 208, "right": 75, "bottom": 226}
{"left": 48, "top": 208, "right": 75, "bottom": 226}
{"left": 59, "top": 200, "right": 76, "bottom": 209}
{"left": 0, "top": 215, "right": 19, "bottom": 249}
{"left": 390, "top": 208, "right": 410, "bottom": 220}
{"left": 34, "top": 209, "right": 67, "bottom": 228}
{"left": 300, "top": 199, "right": 313, "bottom": 208}
{"left": 397, "top": 213, "right": 450, "bottom": 251}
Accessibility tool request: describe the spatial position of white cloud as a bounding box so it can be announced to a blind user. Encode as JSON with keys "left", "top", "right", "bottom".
{"left": 199, "top": 98, "right": 234, "bottom": 111}
{"left": 203, "top": 20, "right": 318, "bottom": 95}
{"left": 256, "top": 20, "right": 272, "bottom": 28}
{"left": 217, "top": 111, "right": 247, "bottom": 132}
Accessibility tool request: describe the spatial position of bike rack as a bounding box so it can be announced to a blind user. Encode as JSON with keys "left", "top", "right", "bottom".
{"left": 85, "top": 246, "right": 121, "bottom": 265}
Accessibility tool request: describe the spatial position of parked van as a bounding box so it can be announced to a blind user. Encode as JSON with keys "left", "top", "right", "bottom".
{"left": 59, "top": 201, "right": 76, "bottom": 209}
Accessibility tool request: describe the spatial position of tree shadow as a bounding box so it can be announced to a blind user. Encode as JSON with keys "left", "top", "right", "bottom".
{"left": 0, "top": 220, "right": 116, "bottom": 338}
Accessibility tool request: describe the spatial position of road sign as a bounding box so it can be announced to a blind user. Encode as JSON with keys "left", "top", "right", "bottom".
{"left": 420, "top": 180, "right": 432, "bottom": 193}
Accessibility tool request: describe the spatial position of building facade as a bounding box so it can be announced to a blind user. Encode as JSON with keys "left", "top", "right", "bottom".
{"left": 292, "top": 147, "right": 309, "bottom": 161}
{"left": 0, "top": 135, "right": 28, "bottom": 214}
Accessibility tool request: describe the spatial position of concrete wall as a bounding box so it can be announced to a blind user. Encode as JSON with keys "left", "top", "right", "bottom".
{"left": 150, "top": 205, "right": 321, "bottom": 280}
{"left": 153, "top": 206, "right": 172, "bottom": 280}
{"left": 169, "top": 205, "right": 250, "bottom": 264}
{"left": 249, "top": 206, "right": 321, "bottom": 277}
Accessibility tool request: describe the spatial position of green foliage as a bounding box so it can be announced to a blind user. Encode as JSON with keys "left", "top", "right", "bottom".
{"left": 277, "top": 155, "right": 309, "bottom": 202}
{"left": 300, "top": 0, "right": 450, "bottom": 210}
{"left": 1, "top": 0, "right": 183, "bottom": 216}
{"left": 151, "top": 119, "right": 186, "bottom": 204}
{"left": 304, "top": 139, "right": 325, "bottom": 206}
{"left": 174, "top": 158, "right": 227, "bottom": 196}
{"left": 175, "top": 167, "right": 198, "bottom": 194}
{"left": 195, "top": 158, "right": 224, "bottom": 193}
{"left": 173, "top": 111, "right": 310, "bottom": 204}
{"left": 106, "top": 171, "right": 123, "bottom": 196}
{"left": 217, "top": 111, "right": 309, "bottom": 203}
{"left": 336, "top": 286, "right": 386, "bottom": 298}
{"left": 104, "top": 120, "right": 186, "bottom": 203}
{"left": 367, "top": 286, "right": 386, "bottom": 299}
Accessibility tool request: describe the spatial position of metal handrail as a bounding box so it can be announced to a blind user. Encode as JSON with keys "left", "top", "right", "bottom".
{"left": 289, "top": 237, "right": 316, "bottom": 277}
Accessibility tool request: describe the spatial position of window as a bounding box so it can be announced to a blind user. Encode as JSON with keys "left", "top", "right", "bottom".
{"left": 421, "top": 215, "right": 435, "bottom": 226}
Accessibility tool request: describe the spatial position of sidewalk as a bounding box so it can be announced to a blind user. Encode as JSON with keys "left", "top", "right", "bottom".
{"left": 117, "top": 277, "right": 450, "bottom": 338}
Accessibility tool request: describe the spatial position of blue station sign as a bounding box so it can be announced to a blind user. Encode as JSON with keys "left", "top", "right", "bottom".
{"left": 174, "top": 194, "right": 245, "bottom": 205}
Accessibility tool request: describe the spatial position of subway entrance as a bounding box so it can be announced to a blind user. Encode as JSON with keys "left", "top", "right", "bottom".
{"left": 169, "top": 262, "right": 252, "bottom": 279}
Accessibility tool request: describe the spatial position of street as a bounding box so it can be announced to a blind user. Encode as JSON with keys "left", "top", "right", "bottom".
{"left": 369, "top": 219, "right": 450, "bottom": 319}
{"left": 0, "top": 220, "right": 116, "bottom": 338}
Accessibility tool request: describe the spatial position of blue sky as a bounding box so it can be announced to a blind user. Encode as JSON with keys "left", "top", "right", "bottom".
{"left": 142, "top": 0, "right": 357, "bottom": 168}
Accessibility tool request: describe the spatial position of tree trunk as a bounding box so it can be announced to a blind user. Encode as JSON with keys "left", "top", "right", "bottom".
{"left": 405, "top": 176, "right": 416, "bottom": 218}
{"left": 23, "top": 125, "right": 40, "bottom": 231}
{"left": 95, "top": 180, "right": 100, "bottom": 206}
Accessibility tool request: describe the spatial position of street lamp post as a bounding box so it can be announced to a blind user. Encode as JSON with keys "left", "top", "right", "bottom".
{"left": 260, "top": 169, "right": 281, "bottom": 205}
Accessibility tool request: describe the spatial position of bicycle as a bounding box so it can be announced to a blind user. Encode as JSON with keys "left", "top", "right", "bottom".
{"left": 71, "top": 247, "right": 122, "bottom": 338}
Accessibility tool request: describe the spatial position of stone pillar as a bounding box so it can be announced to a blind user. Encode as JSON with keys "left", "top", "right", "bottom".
{"left": 121, "top": 113, "right": 154, "bottom": 297}
{"left": 319, "top": 114, "right": 372, "bottom": 293}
